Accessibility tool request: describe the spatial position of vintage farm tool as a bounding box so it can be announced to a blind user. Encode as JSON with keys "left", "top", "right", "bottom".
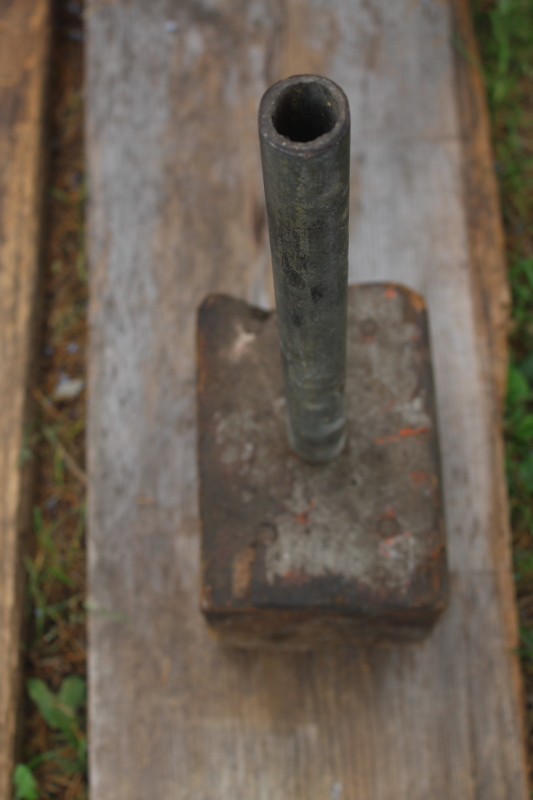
{"left": 197, "top": 75, "right": 448, "bottom": 648}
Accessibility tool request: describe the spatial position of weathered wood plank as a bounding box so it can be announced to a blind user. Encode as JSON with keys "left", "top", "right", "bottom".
{"left": 86, "top": 0, "right": 528, "bottom": 797}
{"left": 449, "top": 0, "right": 525, "bottom": 727}
{"left": 0, "top": 1, "right": 50, "bottom": 797}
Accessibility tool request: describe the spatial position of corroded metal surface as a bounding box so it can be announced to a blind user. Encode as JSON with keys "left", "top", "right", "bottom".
{"left": 259, "top": 75, "right": 350, "bottom": 463}
{"left": 197, "top": 284, "right": 447, "bottom": 648}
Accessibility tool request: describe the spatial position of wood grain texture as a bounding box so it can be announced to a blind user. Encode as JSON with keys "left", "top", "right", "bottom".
{"left": 449, "top": 0, "right": 526, "bottom": 739}
{"left": 0, "top": 1, "right": 50, "bottom": 797}
{"left": 86, "top": 0, "right": 528, "bottom": 797}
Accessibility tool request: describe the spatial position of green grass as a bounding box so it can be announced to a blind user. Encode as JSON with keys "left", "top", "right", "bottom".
{"left": 14, "top": 676, "right": 87, "bottom": 800}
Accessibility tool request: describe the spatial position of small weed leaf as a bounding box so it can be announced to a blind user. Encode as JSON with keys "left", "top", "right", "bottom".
{"left": 32, "top": 506, "right": 44, "bottom": 536}
{"left": 48, "top": 185, "right": 71, "bottom": 204}
{"left": 27, "top": 676, "right": 87, "bottom": 755}
{"left": 507, "top": 363, "right": 531, "bottom": 406}
{"left": 519, "top": 626, "right": 533, "bottom": 663}
{"left": 48, "top": 563, "right": 74, "bottom": 587}
{"left": 514, "top": 550, "right": 533, "bottom": 581}
{"left": 28, "top": 678, "right": 72, "bottom": 730}
{"left": 511, "top": 257, "right": 533, "bottom": 289}
{"left": 518, "top": 451, "right": 533, "bottom": 493}
{"left": 519, "top": 352, "right": 533, "bottom": 385}
{"left": 12, "top": 764, "right": 39, "bottom": 800}
{"left": 18, "top": 423, "right": 38, "bottom": 467}
{"left": 512, "top": 414, "right": 533, "bottom": 443}
{"left": 58, "top": 675, "right": 86, "bottom": 713}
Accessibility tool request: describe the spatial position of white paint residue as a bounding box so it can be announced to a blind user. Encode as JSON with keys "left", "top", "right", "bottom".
{"left": 393, "top": 397, "right": 430, "bottom": 428}
{"left": 215, "top": 409, "right": 259, "bottom": 467}
{"left": 228, "top": 323, "right": 256, "bottom": 363}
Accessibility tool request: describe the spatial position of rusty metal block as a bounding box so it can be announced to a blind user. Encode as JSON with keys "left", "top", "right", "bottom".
{"left": 197, "top": 283, "right": 447, "bottom": 649}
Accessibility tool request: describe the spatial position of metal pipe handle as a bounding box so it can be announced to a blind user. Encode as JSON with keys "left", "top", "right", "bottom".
{"left": 259, "top": 74, "right": 350, "bottom": 463}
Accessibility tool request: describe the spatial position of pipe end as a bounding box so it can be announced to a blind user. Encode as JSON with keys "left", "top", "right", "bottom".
{"left": 259, "top": 74, "right": 350, "bottom": 155}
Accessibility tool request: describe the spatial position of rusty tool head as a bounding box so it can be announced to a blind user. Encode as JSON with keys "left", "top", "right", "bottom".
{"left": 197, "top": 285, "right": 447, "bottom": 649}
{"left": 196, "top": 75, "right": 448, "bottom": 649}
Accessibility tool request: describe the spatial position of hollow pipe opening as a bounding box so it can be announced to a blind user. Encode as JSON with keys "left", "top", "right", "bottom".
{"left": 272, "top": 81, "right": 339, "bottom": 143}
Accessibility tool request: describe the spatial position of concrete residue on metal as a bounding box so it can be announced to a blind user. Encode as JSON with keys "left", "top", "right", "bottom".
{"left": 197, "top": 284, "right": 447, "bottom": 647}
{"left": 226, "top": 322, "right": 256, "bottom": 364}
{"left": 265, "top": 475, "right": 419, "bottom": 590}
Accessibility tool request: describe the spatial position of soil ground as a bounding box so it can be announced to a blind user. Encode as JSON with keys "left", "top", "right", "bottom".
{"left": 17, "top": 1, "right": 87, "bottom": 798}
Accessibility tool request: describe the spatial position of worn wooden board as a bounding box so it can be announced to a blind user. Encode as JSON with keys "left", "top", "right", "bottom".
{"left": 86, "top": 0, "right": 528, "bottom": 797}
{"left": 0, "top": 1, "right": 50, "bottom": 797}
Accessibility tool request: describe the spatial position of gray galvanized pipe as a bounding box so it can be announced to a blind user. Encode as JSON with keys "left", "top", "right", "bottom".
{"left": 258, "top": 74, "right": 350, "bottom": 463}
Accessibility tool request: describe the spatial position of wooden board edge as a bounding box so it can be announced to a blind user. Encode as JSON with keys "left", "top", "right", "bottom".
{"left": 0, "top": 2, "right": 52, "bottom": 798}
{"left": 450, "top": 0, "right": 510, "bottom": 413}
{"left": 450, "top": 0, "right": 529, "bottom": 781}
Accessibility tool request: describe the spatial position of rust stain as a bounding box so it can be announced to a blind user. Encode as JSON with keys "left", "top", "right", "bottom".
{"left": 136, "top": 495, "right": 154, "bottom": 505}
{"left": 334, "top": 594, "right": 349, "bottom": 606}
{"left": 380, "top": 507, "right": 395, "bottom": 520}
{"left": 232, "top": 547, "right": 255, "bottom": 600}
{"left": 200, "top": 583, "right": 213, "bottom": 611}
{"left": 399, "top": 425, "right": 429, "bottom": 437}
{"left": 384, "top": 285, "right": 397, "bottom": 299}
{"left": 428, "top": 542, "right": 444, "bottom": 560}
{"left": 402, "top": 285, "right": 426, "bottom": 312}
{"left": 294, "top": 497, "right": 315, "bottom": 525}
{"left": 410, "top": 471, "right": 428, "bottom": 487}
{"left": 375, "top": 426, "right": 429, "bottom": 444}
{"left": 281, "top": 567, "right": 310, "bottom": 586}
